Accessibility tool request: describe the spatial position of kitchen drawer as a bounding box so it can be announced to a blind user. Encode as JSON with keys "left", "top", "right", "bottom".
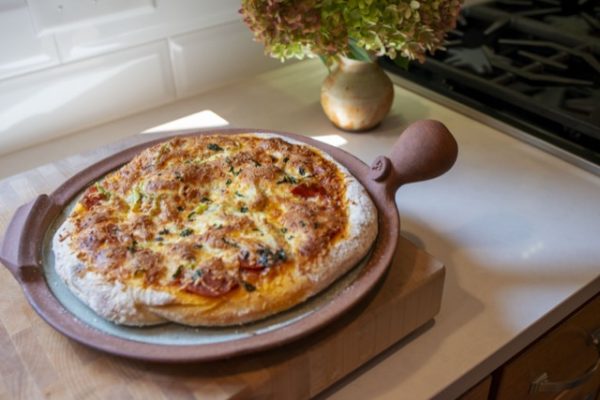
{"left": 459, "top": 375, "right": 492, "bottom": 400}
{"left": 495, "top": 294, "right": 600, "bottom": 400}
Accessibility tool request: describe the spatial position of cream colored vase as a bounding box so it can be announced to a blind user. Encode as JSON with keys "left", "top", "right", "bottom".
{"left": 320, "top": 56, "right": 394, "bottom": 131}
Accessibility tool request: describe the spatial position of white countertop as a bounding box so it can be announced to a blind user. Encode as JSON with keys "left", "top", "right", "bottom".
{"left": 2, "top": 60, "right": 600, "bottom": 398}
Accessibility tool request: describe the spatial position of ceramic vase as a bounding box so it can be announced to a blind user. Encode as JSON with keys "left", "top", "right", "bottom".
{"left": 320, "top": 56, "right": 394, "bottom": 131}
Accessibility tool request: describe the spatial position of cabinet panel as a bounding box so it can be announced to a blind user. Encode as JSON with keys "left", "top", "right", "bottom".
{"left": 495, "top": 294, "right": 600, "bottom": 400}
{"left": 459, "top": 375, "right": 492, "bottom": 400}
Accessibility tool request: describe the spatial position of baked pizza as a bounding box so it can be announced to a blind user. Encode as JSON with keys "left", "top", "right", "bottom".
{"left": 52, "top": 133, "right": 377, "bottom": 326}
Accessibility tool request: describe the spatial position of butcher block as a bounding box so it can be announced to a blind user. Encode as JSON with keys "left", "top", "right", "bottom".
{"left": 0, "top": 132, "right": 445, "bottom": 399}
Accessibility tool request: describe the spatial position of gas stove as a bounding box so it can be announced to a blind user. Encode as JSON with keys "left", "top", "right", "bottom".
{"left": 380, "top": 0, "right": 600, "bottom": 174}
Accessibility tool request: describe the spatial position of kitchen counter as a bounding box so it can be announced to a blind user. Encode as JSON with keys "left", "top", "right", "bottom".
{"left": 1, "top": 59, "right": 599, "bottom": 399}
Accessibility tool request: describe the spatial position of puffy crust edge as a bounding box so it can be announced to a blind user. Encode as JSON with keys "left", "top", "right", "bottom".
{"left": 53, "top": 221, "right": 174, "bottom": 326}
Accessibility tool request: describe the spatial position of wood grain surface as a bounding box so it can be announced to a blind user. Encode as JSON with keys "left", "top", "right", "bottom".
{"left": 494, "top": 294, "right": 600, "bottom": 400}
{"left": 458, "top": 376, "right": 492, "bottom": 400}
{"left": 0, "top": 133, "right": 445, "bottom": 399}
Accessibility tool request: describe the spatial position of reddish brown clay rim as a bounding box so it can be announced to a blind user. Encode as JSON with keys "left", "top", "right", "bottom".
{"left": 5, "top": 128, "right": 401, "bottom": 363}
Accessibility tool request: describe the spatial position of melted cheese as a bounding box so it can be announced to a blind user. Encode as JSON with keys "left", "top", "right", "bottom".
{"left": 68, "top": 134, "right": 348, "bottom": 306}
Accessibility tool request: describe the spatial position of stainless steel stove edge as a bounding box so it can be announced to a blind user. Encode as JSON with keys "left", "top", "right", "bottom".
{"left": 388, "top": 73, "right": 600, "bottom": 177}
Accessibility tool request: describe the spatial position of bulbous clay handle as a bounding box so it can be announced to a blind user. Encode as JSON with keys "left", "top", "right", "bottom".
{"left": 369, "top": 120, "right": 458, "bottom": 195}
{"left": 0, "top": 195, "right": 61, "bottom": 282}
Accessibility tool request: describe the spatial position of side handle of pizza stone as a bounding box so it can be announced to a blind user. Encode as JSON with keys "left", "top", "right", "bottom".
{"left": 368, "top": 119, "right": 458, "bottom": 196}
{"left": 0, "top": 194, "right": 61, "bottom": 283}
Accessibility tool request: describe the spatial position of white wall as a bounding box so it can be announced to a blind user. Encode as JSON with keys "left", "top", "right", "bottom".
{"left": 0, "top": 0, "right": 280, "bottom": 157}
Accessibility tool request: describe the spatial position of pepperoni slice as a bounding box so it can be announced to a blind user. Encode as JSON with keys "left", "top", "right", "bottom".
{"left": 81, "top": 186, "right": 108, "bottom": 209}
{"left": 184, "top": 270, "right": 239, "bottom": 297}
{"left": 291, "top": 183, "right": 326, "bottom": 198}
{"left": 238, "top": 250, "right": 264, "bottom": 272}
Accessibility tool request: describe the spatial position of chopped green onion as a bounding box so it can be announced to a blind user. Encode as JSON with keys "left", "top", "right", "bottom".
{"left": 188, "top": 203, "right": 208, "bottom": 220}
{"left": 94, "top": 182, "right": 111, "bottom": 198}
{"left": 127, "top": 187, "right": 142, "bottom": 207}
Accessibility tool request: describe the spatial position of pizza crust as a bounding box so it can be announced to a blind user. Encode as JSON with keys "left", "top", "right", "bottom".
{"left": 52, "top": 133, "right": 378, "bottom": 327}
{"left": 53, "top": 220, "right": 173, "bottom": 325}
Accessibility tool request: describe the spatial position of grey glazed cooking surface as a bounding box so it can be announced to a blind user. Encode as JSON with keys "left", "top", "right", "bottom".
{"left": 43, "top": 192, "right": 370, "bottom": 346}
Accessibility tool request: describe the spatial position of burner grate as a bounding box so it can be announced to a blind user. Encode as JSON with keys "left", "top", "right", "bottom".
{"left": 380, "top": 1, "right": 600, "bottom": 167}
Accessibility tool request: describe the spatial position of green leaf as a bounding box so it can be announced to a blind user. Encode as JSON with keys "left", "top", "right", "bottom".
{"left": 318, "top": 54, "right": 332, "bottom": 72}
{"left": 393, "top": 55, "right": 411, "bottom": 70}
{"left": 348, "top": 38, "right": 372, "bottom": 62}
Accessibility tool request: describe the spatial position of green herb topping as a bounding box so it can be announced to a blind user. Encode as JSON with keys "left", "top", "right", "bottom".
{"left": 277, "top": 175, "right": 297, "bottom": 184}
{"left": 276, "top": 249, "right": 287, "bottom": 261}
{"left": 127, "top": 240, "right": 138, "bottom": 253}
{"left": 95, "top": 182, "right": 111, "bottom": 198}
{"left": 241, "top": 281, "right": 256, "bottom": 292}
{"left": 172, "top": 265, "right": 184, "bottom": 279}
{"left": 222, "top": 238, "right": 239, "bottom": 248}
{"left": 229, "top": 165, "right": 242, "bottom": 176}
{"left": 192, "top": 269, "right": 203, "bottom": 281}
{"left": 208, "top": 143, "right": 223, "bottom": 151}
{"left": 180, "top": 228, "right": 194, "bottom": 237}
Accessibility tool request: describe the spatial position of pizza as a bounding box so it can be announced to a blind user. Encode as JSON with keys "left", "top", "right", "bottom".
{"left": 52, "top": 133, "right": 378, "bottom": 326}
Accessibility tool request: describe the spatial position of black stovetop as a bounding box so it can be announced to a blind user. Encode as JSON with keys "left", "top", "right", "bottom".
{"left": 380, "top": 0, "right": 600, "bottom": 167}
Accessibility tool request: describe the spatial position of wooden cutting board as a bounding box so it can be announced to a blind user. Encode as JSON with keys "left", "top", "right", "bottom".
{"left": 0, "top": 134, "right": 445, "bottom": 399}
{"left": 0, "top": 235, "right": 444, "bottom": 399}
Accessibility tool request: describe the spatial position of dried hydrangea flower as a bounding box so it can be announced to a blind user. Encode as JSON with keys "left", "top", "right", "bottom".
{"left": 240, "top": 0, "right": 463, "bottom": 63}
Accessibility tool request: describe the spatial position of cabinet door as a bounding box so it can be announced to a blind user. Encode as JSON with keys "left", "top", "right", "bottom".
{"left": 459, "top": 375, "right": 492, "bottom": 400}
{"left": 495, "top": 294, "right": 600, "bottom": 400}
